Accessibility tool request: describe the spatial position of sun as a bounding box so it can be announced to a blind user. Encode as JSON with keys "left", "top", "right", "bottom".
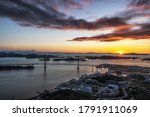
{"left": 117, "top": 51, "right": 125, "bottom": 55}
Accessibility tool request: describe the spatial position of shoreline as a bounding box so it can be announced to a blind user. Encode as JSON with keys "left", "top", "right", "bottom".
{"left": 29, "top": 64, "right": 150, "bottom": 100}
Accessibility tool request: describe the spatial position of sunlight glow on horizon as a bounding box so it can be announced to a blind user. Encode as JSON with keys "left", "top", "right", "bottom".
{"left": 116, "top": 51, "right": 125, "bottom": 55}
{"left": 0, "top": 39, "right": 149, "bottom": 54}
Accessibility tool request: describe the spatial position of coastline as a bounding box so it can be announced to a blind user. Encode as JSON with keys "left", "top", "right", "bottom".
{"left": 29, "top": 64, "right": 150, "bottom": 100}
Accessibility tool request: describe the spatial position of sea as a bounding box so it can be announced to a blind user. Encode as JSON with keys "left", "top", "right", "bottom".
{"left": 0, "top": 53, "right": 150, "bottom": 99}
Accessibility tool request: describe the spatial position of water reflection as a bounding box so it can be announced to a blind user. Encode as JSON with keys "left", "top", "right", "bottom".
{"left": 43, "top": 69, "right": 47, "bottom": 79}
{"left": 77, "top": 69, "right": 80, "bottom": 79}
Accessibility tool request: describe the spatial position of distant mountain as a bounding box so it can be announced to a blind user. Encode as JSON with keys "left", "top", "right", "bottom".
{"left": 124, "top": 53, "right": 149, "bottom": 55}
{"left": 142, "top": 58, "right": 150, "bottom": 61}
{"left": 85, "top": 55, "right": 138, "bottom": 60}
{"left": 0, "top": 52, "right": 24, "bottom": 57}
{"left": 0, "top": 52, "right": 57, "bottom": 58}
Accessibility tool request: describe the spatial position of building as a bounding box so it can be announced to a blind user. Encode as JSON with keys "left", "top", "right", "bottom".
{"left": 95, "top": 84, "right": 119, "bottom": 98}
{"left": 76, "top": 84, "right": 93, "bottom": 94}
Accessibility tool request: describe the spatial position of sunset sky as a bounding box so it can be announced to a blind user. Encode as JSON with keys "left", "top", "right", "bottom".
{"left": 0, "top": 0, "right": 150, "bottom": 53}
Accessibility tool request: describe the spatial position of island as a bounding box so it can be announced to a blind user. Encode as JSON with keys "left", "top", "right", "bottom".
{"left": 142, "top": 58, "right": 150, "bottom": 61}
{"left": 85, "top": 56, "right": 138, "bottom": 60}
{"left": 0, "top": 64, "right": 34, "bottom": 70}
{"left": 53, "top": 57, "right": 86, "bottom": 61}
{"left": 0, "top": 52, "right": 57, "bottom": 59}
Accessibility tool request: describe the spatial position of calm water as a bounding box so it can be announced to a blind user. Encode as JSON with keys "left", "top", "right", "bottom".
{"left": 0, "top": 54, "right": 150, "bottom": 99}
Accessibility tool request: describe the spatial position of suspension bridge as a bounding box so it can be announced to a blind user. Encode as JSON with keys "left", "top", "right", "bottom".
{"left": 0, "top": 57, "right": 98, "bottom": 72}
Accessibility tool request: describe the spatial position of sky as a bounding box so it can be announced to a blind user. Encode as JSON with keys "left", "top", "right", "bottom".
{"left": 0, "top": 0, "right": 150, "bottom": 53}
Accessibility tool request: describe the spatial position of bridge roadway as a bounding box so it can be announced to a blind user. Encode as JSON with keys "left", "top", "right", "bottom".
{"left": 0, "top": 63, "right": 96, "bottom": 67}
{"left": 34, "top": 63, "right": 96, "bottom": 67}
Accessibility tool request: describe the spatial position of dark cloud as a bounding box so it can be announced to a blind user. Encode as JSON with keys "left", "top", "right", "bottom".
{"left": 48, "top": 0, "right": 92, "bottom": 13}
{"left": 0, "top": 0, "right": 66, "bottom": 28}
{"left": 128, "top": 0, "right": 150, "bottom": 10}
{"left": 0, "top": 0, "right": 127, "bottom": 30}
{"left": 119, "top": 0, "right": 150, "bottom": 19}
{"left": 0, "top": 0, "right": 92, "bottom": 29}
{"left": 57, "top": 0, "right": 92, "bottom": 11}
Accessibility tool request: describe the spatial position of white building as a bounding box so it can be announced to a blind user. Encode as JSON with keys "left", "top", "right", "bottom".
{"left": 76, "top": 84, "right": 92, "bottom": 94}
{"left": 95, "top": 84, "right": 119, "bottom": 97}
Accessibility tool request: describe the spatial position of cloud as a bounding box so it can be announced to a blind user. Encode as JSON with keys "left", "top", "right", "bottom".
{"left": 72, "top": 22, "right": 150, "bottom": 42}
{"left": 0, "top": 0, "right": 66, "bottom": 28}
{"left": 128, "top": 0, "right": 150, "bottom": 10}
{"left": 0, "top": 0, "right": 94, "bottom": 29}
{"left": 0, "top": 0, "right": 149, "bottom": 42}
{"left": 0, "top": 0, "right": 128, "bottom": 30}
{"left": 72, "top": 0, "right": 150, "bottom": 42}
{"left": 49, "top": 0, "right": 92, "bottom": 13}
